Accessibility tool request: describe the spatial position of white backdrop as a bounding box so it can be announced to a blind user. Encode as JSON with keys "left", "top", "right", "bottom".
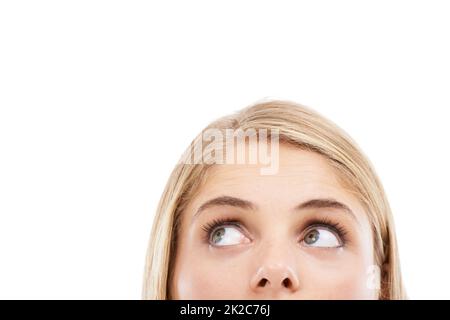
{"left": 1, "top": 1, "right": 449, "bottom": 299}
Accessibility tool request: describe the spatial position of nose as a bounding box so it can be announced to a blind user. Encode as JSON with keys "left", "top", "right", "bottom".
{"left": 250, "top": 263, "right": 300, "bottom": 294}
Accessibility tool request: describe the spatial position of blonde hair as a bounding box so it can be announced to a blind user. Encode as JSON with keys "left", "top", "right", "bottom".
{"left": 142, "top": 99, "right": 406, "bottom": 299}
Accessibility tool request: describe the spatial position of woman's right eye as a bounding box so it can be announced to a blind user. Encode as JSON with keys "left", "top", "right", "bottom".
{"left": 209, "top": 226, "right": 249, "bottom": 246}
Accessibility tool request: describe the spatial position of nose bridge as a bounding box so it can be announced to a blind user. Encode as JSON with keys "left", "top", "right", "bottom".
{"left": 250, "top": 234, "right": 300, "bottom": 294}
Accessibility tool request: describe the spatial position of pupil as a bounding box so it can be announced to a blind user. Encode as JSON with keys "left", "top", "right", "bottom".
{"left": 305, "top": 230, "right": 319, "bottom": 244}
{"left": 213, "top": 228, "right": 225, "bottom": 243}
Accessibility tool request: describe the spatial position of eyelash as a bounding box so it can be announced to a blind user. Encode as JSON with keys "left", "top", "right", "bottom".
{"left": 200, "top": 216, "right": 349, "bottom": 247}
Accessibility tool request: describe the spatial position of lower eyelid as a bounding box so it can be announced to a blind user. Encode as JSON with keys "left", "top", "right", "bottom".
{"left": 300, "top": 243, "right": 345, "bottom": 253}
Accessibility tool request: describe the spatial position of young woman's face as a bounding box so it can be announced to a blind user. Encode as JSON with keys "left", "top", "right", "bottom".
{"left": 169, "top": 143, "right": 379, "bottom": 299}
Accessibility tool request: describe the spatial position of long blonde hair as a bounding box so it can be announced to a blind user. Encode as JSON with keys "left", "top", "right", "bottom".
{"left": 142, "top": 99, "right": 406, "bottom": 299}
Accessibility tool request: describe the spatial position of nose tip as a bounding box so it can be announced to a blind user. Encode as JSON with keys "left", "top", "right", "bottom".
{"left": 250, "top": 264, "right": 300, "bottom": 294}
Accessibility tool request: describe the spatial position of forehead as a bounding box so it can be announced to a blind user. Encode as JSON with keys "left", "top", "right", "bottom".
{"left": 204, "top": 143, "right": 343, "bottom": 191}
{"left": 188, "top": 143, "right": 362, "bottom": 213}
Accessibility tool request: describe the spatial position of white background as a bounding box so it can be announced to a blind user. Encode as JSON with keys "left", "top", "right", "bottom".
{"left": 1, "top": 1, "right": 449, "bottom": 299}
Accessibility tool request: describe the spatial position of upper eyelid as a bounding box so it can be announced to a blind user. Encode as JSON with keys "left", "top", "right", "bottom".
{"left": 202, "top": 217, "right": 345, "bottom": 230}
{"left": 193, "top": 197, "right": 359, "bottom": 226}
{"left": 202, "top": 219, "right": 243, "bottom": 234}
{"left": 307, "top": 220, "right": 347, "bottom": 233}
{"left": 301, "top": 218, "right": 348, "bottom": 232}
{"left": 303, "top": 223, "right": 339, "bottom": 233}
{"left": 213, "top": 222, "right": 242, "bottom": 232}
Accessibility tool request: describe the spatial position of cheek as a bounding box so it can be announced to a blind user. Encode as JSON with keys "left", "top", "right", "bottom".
{"left": 172, "top": 254, "right": 247, "bottom": 299}
{"left": 301, "top": 254, "right": 378, "bottom": 299}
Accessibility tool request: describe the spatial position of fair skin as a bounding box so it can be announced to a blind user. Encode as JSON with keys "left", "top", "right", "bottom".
{"left": 169, "top": 142, "right": 379, "bottom": 299}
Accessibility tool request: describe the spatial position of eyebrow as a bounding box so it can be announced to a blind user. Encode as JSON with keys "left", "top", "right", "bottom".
{"left": 294, "top": 198, "right": 356, "bottom": 220}
{"left": 193, "top": 195, "right": 358, "bottom": 222}
{"left": 194, "top": 196, "right": 256, "bottom": 219}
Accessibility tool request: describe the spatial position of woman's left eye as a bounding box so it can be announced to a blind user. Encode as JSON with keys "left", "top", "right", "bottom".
{"left": 301, "top": 227, "right": 342, "bottom": 248}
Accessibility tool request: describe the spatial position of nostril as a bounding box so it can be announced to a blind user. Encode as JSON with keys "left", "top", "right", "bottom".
{"left": 259, "top": 278, "right": 269, "bottom": 287}
{"left": 282, "top": 278, "right": 292, "bottom": 288}
{"left": 258, "top": 278, "right": 292, "bottom": 289}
